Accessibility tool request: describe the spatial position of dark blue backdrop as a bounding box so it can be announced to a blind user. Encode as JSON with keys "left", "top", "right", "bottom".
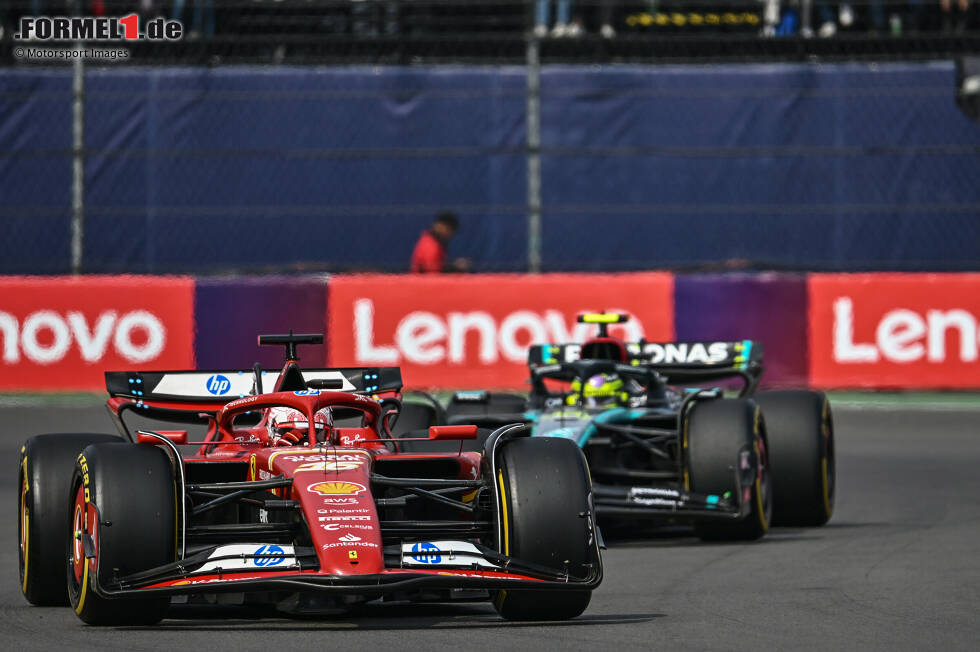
{"left": 2, "top": 62, "right": 978, "bottom": 274}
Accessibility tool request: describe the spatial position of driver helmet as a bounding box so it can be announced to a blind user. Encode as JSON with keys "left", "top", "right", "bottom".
{"left": 267, "top": 406, "right": 333, "bottom": 445}
{"left": 568, "top": 373, "right": 628, "bottom": 408}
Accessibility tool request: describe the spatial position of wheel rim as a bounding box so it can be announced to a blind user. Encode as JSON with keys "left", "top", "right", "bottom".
{"left": 71, "top": 484, "right": 86, "bottom": 585}
{"left": 756, "top": 436, "right": 773, "bottom": 529}
{"left": 19, "top": 471, "right": 28, "bottom": 591}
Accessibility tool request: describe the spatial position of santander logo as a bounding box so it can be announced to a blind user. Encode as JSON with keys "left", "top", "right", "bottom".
{"left": 832, "top": 297, "right": 979, "bottom": 364}
{"left": 351, "top": 298, "right": 645, "bottom": 366}
{"left": 0, "top": 309, "right": 166, "bottom": 365}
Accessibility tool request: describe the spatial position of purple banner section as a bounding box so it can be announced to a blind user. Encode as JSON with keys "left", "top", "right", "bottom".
{"left": 194, "top": 276, "right": 328, "bottom": 370}
{"left": 674, "top": 273, "right": 808, "bottom": 387}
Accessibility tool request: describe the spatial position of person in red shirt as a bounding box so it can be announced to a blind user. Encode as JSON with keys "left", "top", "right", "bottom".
{"left": 410, "top": 212, "right": 469, "bottom": 273}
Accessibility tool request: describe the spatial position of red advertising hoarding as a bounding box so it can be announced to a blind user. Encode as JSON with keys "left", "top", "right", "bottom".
{"left": 327, "top": 273, "right": 674, "bottom": 388}
{"left": 0, "top": 276, "right": 195, "bottom": 391}
{"left": 808, "top": 273, "right": 980, "bottom": 388}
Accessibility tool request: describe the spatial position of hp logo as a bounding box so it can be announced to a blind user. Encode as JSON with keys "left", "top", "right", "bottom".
{"left": 205, "top": 374, "right": 231, "bottom": 395}
{"left": 410, "top": 542, "right": 442, "bottom": 564}
{"left": 253, "top": 544, "right": 285, "bottom": 567}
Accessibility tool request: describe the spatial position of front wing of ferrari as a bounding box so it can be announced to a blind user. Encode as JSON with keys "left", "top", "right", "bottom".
{"left": 90, "top": 539, "right": 601, "bottom": 599}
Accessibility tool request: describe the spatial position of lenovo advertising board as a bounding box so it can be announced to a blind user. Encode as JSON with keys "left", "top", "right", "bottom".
{"left": 809, "top": 273, "right": 980, "bottom": 388}
{"left": 0, "top": 276, "right": 195, "bottom": 391}
{"left": 327, "top": 273, "right": 674, "bottom": 388}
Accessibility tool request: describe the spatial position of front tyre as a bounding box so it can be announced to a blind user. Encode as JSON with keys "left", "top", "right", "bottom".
{"left": 67, "top": 443, "right": 176, "bottom": 625}
{"left": 686, "top": 399, "right": 772, "bottom": 542}
{"left": 492, "top": 437, "right": 595, "bottom": 621}
{"left": 755, "top": 391, "right": 835, "bottom": 526}
{"left": 18, "top": 433, "right": 122, "bottom": 606}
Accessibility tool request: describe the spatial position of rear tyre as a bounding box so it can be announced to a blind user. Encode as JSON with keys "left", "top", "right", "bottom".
{"left": 18, "top": 433, "right": 122, "bottom": 606}
{"left": 686, "top": 399, "right": 771, "bottom": 542}
{"left": 492, "top": 437, "right": 594, "bottom": 621}
{"left": 755, "top": 391, "right": 835, "bottom": 526}
{"left": 67, "top": 443, "right": 176, "bottom": 625}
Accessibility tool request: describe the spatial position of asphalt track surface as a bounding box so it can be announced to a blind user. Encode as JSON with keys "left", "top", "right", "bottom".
{"left": 1, "top": 402, "right": 978, "bottom": 651}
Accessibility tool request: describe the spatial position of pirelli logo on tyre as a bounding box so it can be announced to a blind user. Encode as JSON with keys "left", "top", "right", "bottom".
{"left": 77, "top": 454, "right": 90, "bottom": 502}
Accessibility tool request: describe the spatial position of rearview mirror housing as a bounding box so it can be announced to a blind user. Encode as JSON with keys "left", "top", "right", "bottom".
{"left": 137, "top": 430, "right": 188, "bottom": 445}
{"left": 428, "top": 425, "right": 478, "bottom": 441}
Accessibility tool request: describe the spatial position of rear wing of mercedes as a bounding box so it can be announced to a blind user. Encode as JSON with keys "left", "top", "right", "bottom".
{"left": 105, "top": 367, "right": 403, "bottom": 403}
{"left": 528, "top": 340, "right": 764, "bottom": 392}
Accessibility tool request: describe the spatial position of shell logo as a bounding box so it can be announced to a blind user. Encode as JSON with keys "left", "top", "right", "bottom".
{"left": 308, "top": 481, "right": 366, "bottom": 496}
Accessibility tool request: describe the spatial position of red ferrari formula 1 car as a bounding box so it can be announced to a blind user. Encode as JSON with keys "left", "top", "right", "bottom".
{"left": 18, "top": 333, "right": 601, "bottom": 625}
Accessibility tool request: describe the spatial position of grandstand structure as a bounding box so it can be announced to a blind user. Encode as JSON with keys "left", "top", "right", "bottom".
{"left": 1, "top": 1, "right": 978, "bottom": 63}
{"left": 1, "top": 2, "right": 978, "bottom": 275}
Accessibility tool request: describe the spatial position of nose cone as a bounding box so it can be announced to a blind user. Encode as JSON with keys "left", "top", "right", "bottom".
{"left": 262, "top": 448, "right": 385, "bottom": 574}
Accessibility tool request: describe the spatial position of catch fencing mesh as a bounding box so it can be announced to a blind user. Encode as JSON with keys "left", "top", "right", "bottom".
{"left": 1, "top": 1, "right": 978, "bottom": 273}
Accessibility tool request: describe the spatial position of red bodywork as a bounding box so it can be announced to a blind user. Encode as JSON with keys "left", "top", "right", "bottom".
{"left": 99, "top": 365, "right": 561, "bottom": 596}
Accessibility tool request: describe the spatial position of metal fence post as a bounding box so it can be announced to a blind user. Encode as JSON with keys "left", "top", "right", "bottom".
{"left": 70, "top": 21, "right": 85, "bottom": 274}
{"left": 526, "top": 23, "right": 542, "bottom": 274}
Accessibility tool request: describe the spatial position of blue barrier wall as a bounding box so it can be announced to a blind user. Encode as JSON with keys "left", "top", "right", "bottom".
{"left": 0, "top": 70, "right": 74, "bottom": 274}
{"left": 2, "top": 63, "right": 978, "bottom": 274}
{"left": 539, "top": 63, "right": 980, "bottom": 272}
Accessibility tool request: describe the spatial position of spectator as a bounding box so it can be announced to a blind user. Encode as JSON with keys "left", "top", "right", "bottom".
{"left": 410, "top": 211, "right": 470, "bottom": 273}
{"left": 173, "top": 0, "right": 215, "bottom": 38}
{"left": 534, "top": 1, "right": 581, "bottom": 37}
{"left": 941, "top": 0, "right": 972, "bottom": 31}
{"left": 598, "top": 1, "right": 616, "bottom": 38}
{"left": 808, "top": 1, "right": 854, "bottom": 37}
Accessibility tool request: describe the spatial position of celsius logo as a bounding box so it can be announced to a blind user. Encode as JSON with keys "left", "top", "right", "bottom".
{"left": 205, "top": 374, "right": 230, "bottom": 395}
{"left": 411, "top": 542, "right": 442, "bottom": 564}
{"left": 253, "top": 544, "right": 285, "bottom": 567}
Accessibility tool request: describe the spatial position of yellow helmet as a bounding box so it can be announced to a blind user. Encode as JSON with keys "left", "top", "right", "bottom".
{"left": 568, "top": 374, "right": 629, "bottom": 407}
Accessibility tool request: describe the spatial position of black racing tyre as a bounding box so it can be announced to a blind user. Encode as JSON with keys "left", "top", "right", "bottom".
{"left": 18, "top": 433, "right": 123, "bottom": 606}
{"left": 754, "top": 390, "right": 835, "bottom": 527}
{"left": 67, "top": 443, "right": 176, "bottom": 625}
{"left": 686, "top": 398, "right": 771, "bottom": 542}
{"left": 492, "top": 437, "right": 594, "bottom": 621}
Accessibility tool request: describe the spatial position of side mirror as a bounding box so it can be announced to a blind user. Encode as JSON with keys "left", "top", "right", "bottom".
{"left": 428, "top": 425, "right": 478, "bottom": 441}
{"left": 137, "top": 430, "right": 188, "bottom": 445}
